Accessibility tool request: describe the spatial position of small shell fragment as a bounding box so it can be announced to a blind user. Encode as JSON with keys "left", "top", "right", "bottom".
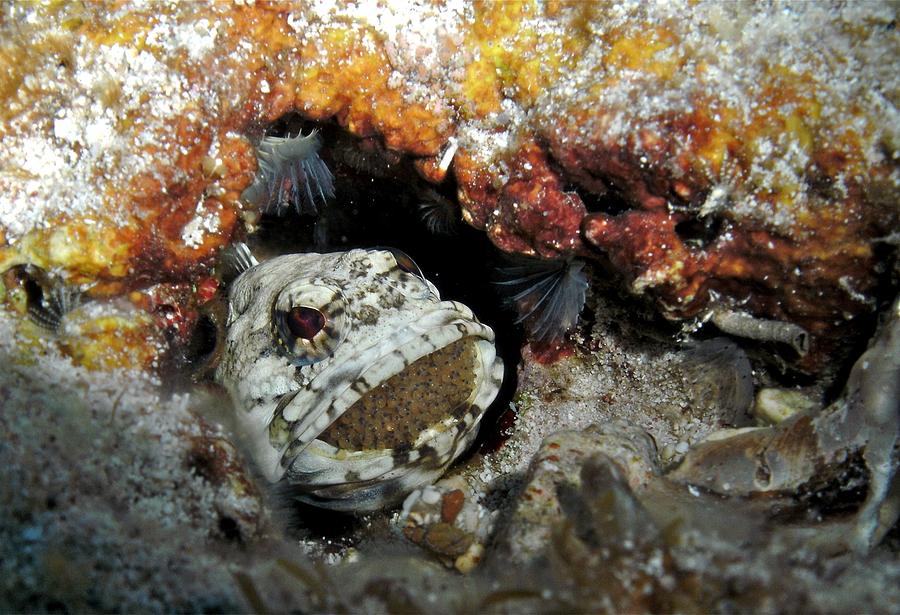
{"left": 753, "top": 388, "right": 818, "bottom": 425}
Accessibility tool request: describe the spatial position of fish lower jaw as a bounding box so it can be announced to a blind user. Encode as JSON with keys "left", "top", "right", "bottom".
{"left": 279, "top": 334, "right": 503, "bottom": 511}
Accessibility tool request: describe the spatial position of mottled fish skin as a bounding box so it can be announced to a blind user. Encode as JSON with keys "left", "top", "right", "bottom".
{"left": 215, "top": 248, "right": 503, "bottom": 511}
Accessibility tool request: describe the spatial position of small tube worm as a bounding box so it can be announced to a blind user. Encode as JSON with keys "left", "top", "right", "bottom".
{"left": 710, "top": 309, "right": 809, "bottom": 356}
{"left": 438, "top": 136, "right": 458, "bottom": 174}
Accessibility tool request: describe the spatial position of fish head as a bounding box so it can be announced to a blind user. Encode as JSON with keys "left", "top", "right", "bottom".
{"left": 216, "top": 248, "right": 503, "bottom": 510}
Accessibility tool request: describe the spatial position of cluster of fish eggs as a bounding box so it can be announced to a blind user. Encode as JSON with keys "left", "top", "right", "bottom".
{"left": 318, "top": 338, "right": 478, "bottom": 451}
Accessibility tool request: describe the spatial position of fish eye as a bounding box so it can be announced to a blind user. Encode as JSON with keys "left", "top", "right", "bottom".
{"left": 284, "top": 306, "right": 326, "bottom": 340}
{"left": 272, "top": 283, "right": 348, "bottom": 365}
{"left": 387, "top": 248, "right": 425, "bottom": 280}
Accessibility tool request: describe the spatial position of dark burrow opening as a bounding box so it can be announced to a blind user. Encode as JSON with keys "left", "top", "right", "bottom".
{"left": 232, "top": 115, "right": 524, "bottom": 535}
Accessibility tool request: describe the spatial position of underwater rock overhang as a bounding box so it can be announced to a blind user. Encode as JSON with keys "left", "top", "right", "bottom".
{"left": 0, "top": 1, "right": 896, "bottom": 375}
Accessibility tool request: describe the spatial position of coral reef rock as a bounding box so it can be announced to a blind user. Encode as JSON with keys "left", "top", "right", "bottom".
{"left": 1, "top": 1, "right": 896, "bottom": 372}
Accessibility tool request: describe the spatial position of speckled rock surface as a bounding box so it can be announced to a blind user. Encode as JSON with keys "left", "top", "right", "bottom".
{"left": 495, "top": 422, "right": 659, "bottom": 564}
{"left": 1, "top": 289, "right": 898, "bottom": 612}
{"left": 0, "top": 310, "right": 268, "bottom": 611}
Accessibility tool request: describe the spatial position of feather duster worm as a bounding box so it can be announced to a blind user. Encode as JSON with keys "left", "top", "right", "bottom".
{"left": 417, "top": 188, "right": 459, "bottom": 235}
{"left": 220, "top": 241, "right": 259, "bottom": 277}
{"left": 27, "top": 282, "right": 82, "bottom": 333}
{"left": 241, "top": 131, "right": 335, "bottom": 216}
{"left": 495, "top": 254, "right": 589, "bottom": 343}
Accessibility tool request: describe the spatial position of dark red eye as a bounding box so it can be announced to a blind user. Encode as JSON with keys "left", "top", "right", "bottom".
{"left": 285, "top": 306, "right": 325, "bottom": 340}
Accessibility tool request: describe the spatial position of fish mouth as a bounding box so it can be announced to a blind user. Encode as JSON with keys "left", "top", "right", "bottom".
{"left": 276, "top": 301, "right": 503, "bottom": 483}
{"left": 317, "top": 336, "right": 481, "bottom": 451}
